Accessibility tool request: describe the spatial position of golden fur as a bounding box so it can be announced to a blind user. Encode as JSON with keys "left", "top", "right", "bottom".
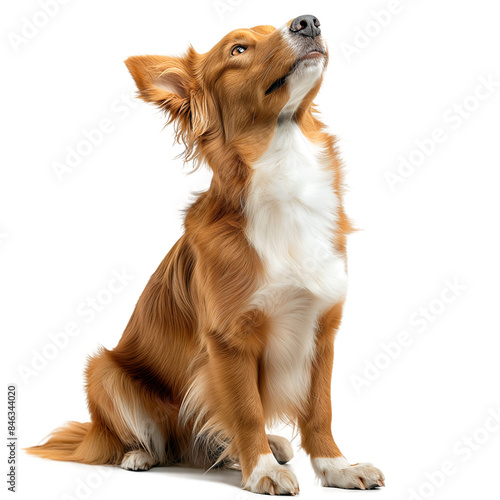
{"left": 27, "top": 18, "right": 383, "bottom": 494}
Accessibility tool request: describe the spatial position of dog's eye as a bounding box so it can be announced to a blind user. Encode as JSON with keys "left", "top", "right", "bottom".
{"left": 231, "top": 45, "right": 247, "bottom": 56}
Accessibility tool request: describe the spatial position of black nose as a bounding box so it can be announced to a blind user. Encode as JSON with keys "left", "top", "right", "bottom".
{"left": 290, "top": 15, "right": 321, "bottom": 39}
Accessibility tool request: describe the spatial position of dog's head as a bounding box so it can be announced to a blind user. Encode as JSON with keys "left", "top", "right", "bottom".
{"left": 126, "top": 15, "right": 328, "bottom": 165}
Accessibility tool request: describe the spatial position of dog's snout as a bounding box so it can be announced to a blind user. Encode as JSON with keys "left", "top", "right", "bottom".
{"left": 290, "top": 15, "right": 321, "bottom": 39}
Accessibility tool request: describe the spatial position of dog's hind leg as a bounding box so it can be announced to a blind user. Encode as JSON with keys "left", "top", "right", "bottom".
{"left": 86, "top": 349, "right": 172, "bottom": 468}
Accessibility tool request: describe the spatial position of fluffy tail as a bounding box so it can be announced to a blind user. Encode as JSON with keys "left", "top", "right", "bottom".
{"left": 25, "top": 421, "right": 124, "bottom": 465}
{"left": 26, "top": 421, "right": 90, "bottom": 462}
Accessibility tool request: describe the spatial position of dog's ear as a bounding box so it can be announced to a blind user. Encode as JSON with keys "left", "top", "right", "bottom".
{"left": 125, "top": 52, "right": 209, "bottom": 140}
{"left": 125, "top": 54, "right": 193, "bottom": 102}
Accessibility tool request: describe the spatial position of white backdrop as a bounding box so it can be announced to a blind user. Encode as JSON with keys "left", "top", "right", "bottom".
{"left": 2, "top": 1, "right": 500, "bottom": 499}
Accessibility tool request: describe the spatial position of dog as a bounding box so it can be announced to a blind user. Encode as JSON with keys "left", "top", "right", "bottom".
{"left": 27, "top": 15, "right": 385, "bottom": 495}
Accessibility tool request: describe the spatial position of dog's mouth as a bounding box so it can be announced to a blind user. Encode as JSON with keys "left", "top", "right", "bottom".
{"left": 265, "top": 47, "right": 326, "bottom": 96}
{"left": 265, "top": 74, "right": 290, "bottom": 96}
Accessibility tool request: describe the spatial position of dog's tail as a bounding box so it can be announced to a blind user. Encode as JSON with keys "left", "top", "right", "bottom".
{"left": 25, "top": 421, "right": 91, "bottom": 462}
{"left": 25, "top": 420, "right": 124, "bottom": 465}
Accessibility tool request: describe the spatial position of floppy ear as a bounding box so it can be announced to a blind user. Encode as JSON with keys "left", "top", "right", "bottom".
{"left": 125, "top": 54, "right": 193, "bottom": 103}
{"left": 125, "top": 52, "right": 209, "bottom": 144}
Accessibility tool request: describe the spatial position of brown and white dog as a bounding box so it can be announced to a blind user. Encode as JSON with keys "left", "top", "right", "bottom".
{"left": 27, "top": 15, "right": 385, "bottom": 495}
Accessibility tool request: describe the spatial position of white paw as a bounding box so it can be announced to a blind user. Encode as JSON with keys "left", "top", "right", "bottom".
{"left": 244, "top": 453, "right": 299, "bottom": 495}
{"left": 312, "top": 456, "right": 385, "bottom": 489}
{"left": 267, "top": 434, "right": 294, "bottom": 464}
{"left": 120, "top": 450, "right": 157, "bottom": 471}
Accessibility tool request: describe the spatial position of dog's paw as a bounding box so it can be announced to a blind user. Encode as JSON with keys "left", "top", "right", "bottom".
{"left": 120, "top": 450, "right": 157, "bottom": 471}
{"left": 312, "top": 456, "right": 385, "bottom": 489}
{"left": 244, "top": 453, "right": 299, "bottom": 495}
{"left": 267, "top": 434, "right": 294, "bottom": 464}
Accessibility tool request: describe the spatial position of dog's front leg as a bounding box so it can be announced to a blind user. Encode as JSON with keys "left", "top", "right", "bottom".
{"left": 207, "top": 333, "right": 299, "bottom": 496}
{"left": 298, "top": 302, "right": 385, "bottom": 490}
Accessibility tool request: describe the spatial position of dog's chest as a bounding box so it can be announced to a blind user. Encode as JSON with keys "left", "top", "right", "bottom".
{"left": 245, "top": 122, "right": 347, "bottom": 418}
{"left": 245, "top": 121, "right": 347, "bottom": 304}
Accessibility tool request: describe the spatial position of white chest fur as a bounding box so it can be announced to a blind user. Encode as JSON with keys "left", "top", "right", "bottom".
{"left": 245, "top": 121, "right": 348, "bottom": 420}
{"left": 246, "top": 121, "right": 347, "bottom": 304}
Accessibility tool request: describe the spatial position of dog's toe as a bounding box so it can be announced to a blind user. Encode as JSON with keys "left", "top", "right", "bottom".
{"left": 312, "top": 456, "right": 385, "bottom": 489}
{"left": 120, "top": 450, "right": 157, "bottom": 471}
{"left": 244, "top": 453, "right": 299, "bottom": 495}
